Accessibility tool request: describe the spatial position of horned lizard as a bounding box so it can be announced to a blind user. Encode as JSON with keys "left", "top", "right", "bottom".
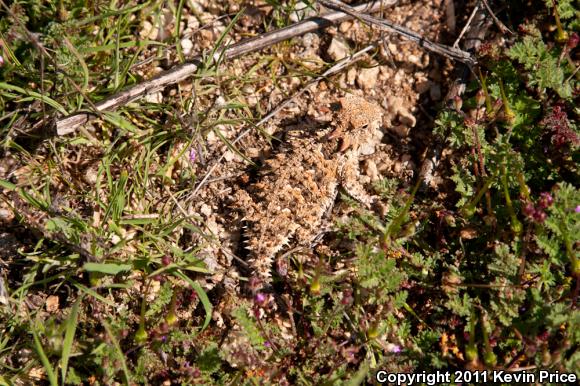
{"left": 235, "top": 95, "right": 384, "bottom": 283}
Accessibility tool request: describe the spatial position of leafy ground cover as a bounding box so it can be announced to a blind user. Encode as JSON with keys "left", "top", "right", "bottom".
{"left": 0, "top": 0, "right": 578, "bottom": 384}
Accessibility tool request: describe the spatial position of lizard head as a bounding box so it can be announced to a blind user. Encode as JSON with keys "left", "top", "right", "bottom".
{"left": 328, "top": 95, "right": 384, "bottom": 153}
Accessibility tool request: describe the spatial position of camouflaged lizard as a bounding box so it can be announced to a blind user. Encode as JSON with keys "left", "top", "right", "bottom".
{"left": 234, "top": 95, "right": 384, "bottom": 283}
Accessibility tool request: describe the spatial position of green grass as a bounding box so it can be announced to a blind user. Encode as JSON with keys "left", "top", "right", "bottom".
{"left": 0, "top": 0, "right": 579, "bottom": 384}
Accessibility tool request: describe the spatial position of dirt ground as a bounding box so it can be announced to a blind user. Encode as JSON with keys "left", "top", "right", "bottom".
{"left": 0, "top": 0, "right": 489, "bottom": 382}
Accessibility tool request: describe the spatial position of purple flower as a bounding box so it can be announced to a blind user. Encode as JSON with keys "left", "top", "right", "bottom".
{"left": 189, "top": 147, "right": 197, "bottom": 164}
{"left": 538, "top": 192, "right": 554, "bottom": 209}
{"left": 576, "top": 205, "right": 580, "bottom": 213}
{"left": 541, "top": 106, "right": 579, "bottom": 148}
{"left": 533, "top": 210, "right": 547, "bottom": 223}
{"left": 255, "top": 292, "right": 267, "bottom": 306}
{"left": 386, "top": 343, "right": 402, "bottom": 353}
{"left": 522, "top": 202, "right": 536, "bottom": 217}
{"left": 264, "top": 341, "right": 271, "bottom": 348}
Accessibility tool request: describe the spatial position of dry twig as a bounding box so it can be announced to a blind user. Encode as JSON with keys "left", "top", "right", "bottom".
{"left": 56, "top": 0, "right": 397, "bottom": 135}
{"left": 481, "top": 0, "right": 513, "bottom": 35}
{"left": 190, "top": 43, "right": 379, "bottom": 198}
{"left": 419, "top": 3, "right": 493, "bottom": 188}
{"left": 318, "top": 0, "right": 476, "bottom": 66}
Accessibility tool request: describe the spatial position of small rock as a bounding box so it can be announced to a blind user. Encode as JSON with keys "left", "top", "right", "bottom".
{"left": 223, "top": 150, "right": 237, "bottom": 162}
{"left": 206, "top": 130, "right": 218, "bottom": 144}
{"left": 45, "top": 295, "right": 59, "bottom": 313}
{"left": 346, "top": 67, "right": 357, "bottom": 85}
{"left": 180, "top": 38, "right": 193, "bottom": 56}
{"left": 302, "top": 32, "right": 319, "bottom": 50}
{"left": 339, "top": 20, "right": 353, "bottom": 33}
{"left": 144, "top": 91, "right": 163, "bottom": 104}
{"left": 460, "top": 227, "right": 478, "bottom": 239}
{"left": 378, "top": 44, "right": 393, "bottom": 61}
{"left": 289, "top": 1, "right": 316, "bottom": 22}
{"left": 245, "top": 94, "right": 258, "bottom": 106}
{"left": 359, "top": 129, "right": 383, "bottom": 155}
{"left": 327, "top": 37, "right": 349, "bottom": 61}
{"left": 356, "top": 66, "right": 380, "bottom": 89}
{"left": 140, "top": 20, "right": 158, "bottom": 40}
{"left": 83, "top": 165, "right": 98, "bottom": 185}
{"left": 110, "top": 234, "right": 121, "bottom": 245}
{"left": 199, "top": 29, "right": 213, "bottom": 48}
{"left": 205, "top": 217, "right": 220, "bottom": 237}
{"left": 0, "top": 208, "right": 13, "bottom": 221}
{"left": 214, "top": 96, "right": 226, "bottom": 108}
{"left": 200, "top": 203, "right": 212, "bottom": 217}
{"left": 246, "top": 147, "right": 260, "bottom": 158}
{"left": 407, "top": 54, "right": 420, "bottom": 66}
{"left": 187, "top": 15, "right": 200, "bottom": 30}
{"left": 147, "top": 279, "right": 161, "bottom": 302}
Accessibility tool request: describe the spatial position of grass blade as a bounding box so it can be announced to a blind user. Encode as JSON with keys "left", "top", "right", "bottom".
{"left": 102, "top": 320, "right": 131, "bottom": 385}
{"left": 60, "top": 294, "right": 84, "bottom": 385}
{"left": 72, "top": 281, "right": 116, "bottom": 307}
{"left": 174, "top": 270, "right": 212, "bottom": 330}
{"left": 31, "top": 325, "right": 58, "bottom": 386}
{"left": 83, "top": 262, "right": 132, "bottom": 275}
{"left": 0, "top": 179, "right": 16, "bottom": 190}
{"left": 0, "top": 82, "right": 67, "bottom": 114}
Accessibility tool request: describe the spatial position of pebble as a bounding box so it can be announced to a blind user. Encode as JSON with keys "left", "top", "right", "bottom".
{"left": 187, "top": 15, "right": 200, "bottom": 30}
{"left": 346, "top": 67, "right": 357, "bottom": 85}
{"left": 0, "top": 208, "right": 12, "bottom": 221}
{"left": 289, "top": 1, "right": 316, "bottom": 22}
{"left": 187, "top": 0, "right": 205, "bottom": 14}
{"left": 223, "top": 150, "right": 236, "bottom": 162}
{"left": 180, "top": 38, "right": 193, "bottom": 56}
{"left": 339, "top": 21, "right": 353, "bottom": 33}
{"left": 200, "top": 203, "right": 212, "bottom": 217}
{"left": 144, "top": 91, "right": 163, "bottom": 104}
{"left": 356, "top": 66, "right": 380, "bottom": 89}
{"left": 83, "top": 165, "right": 99, "bottom": 185}
{"left": 302, "top": 32, "right": 319, "bottom": 49}
{"left": 327, "top": 37, "right": 349, "bottom": 61}
{"left": 140, "top": 20, "right": 158, "bottom": 40}
{"left": 199, "top": 29, "right": 213, "bottom": 48}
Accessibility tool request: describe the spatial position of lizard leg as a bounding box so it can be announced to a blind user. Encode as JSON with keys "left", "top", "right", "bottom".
{"left": 339, "top": 152, "right": 376, "bottom": 208}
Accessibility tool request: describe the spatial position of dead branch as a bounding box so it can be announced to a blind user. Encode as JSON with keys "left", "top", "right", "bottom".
{"left": 481, "top": 0, "right": 513, "bottom": 35}
{"left": 317, "top": 0, "right": 476, "bottom": 66}
{"left": 55, "top": 0, "right": 398, "bottom": 135}
{"left": 190, "top": 43, "right": 379, "bottom": 198}
{"left": 419, "top": 2, "right": 493, "bottom": 188}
